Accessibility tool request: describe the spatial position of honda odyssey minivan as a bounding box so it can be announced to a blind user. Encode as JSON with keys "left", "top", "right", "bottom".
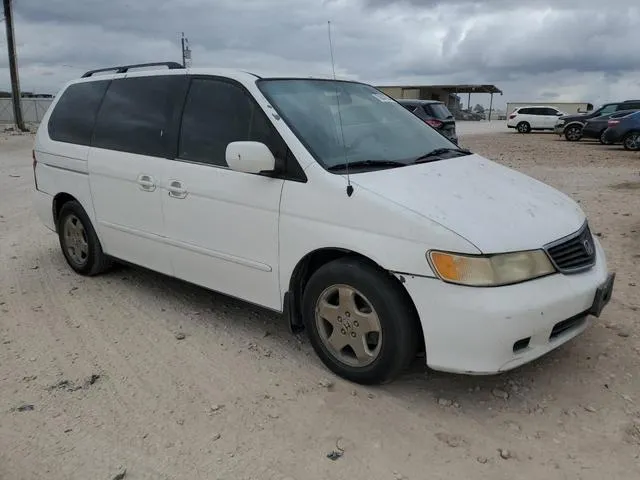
{"left": 33, "top": 62, "right": 614, "bottom": 384}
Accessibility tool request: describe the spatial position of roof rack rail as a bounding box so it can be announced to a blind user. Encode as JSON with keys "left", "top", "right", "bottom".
{"left": 81, "top": 62, "right": 184, "bottom": 78}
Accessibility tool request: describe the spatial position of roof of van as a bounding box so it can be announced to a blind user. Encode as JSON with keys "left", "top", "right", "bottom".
{"left": 76, "top": 64, "right": 359, "bottom": 84}
{"left": 513, "top": 105, "right": 562, "bottom": 109}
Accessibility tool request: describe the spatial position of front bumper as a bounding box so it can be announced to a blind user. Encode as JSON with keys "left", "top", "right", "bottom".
{"left": 401, "top": 239, "right": 612, "bottom": 374}
{"left": 554, "top": 123, "right": 566, "bottom": 135}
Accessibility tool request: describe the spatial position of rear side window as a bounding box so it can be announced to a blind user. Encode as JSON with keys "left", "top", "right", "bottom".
{"left": 518, "top": 108, "right": 531, "bottom": 114}
{"left": 92, "top": 76, "right": 185, "bottom": 157}
{"left": 48, "top": 81, "right": 109, "bottom": 145}
{"left": 179, "top": 78, "right": 287, "bottom": 168}
{"left": 622, "top": 102, "right": 640, "bottom": 110}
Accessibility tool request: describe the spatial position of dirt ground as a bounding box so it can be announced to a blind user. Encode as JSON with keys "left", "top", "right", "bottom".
{"left": 1, "top": 130, "right": 639, "bottom": 480}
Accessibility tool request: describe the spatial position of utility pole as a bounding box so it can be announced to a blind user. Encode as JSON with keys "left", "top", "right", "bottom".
{"left": 3, "top": 0, "right": 27, "bottom": 131}
{"left": 181, "top": 32, "right": 186, "bottom": 67}
{"left": 180, "top": 32, "right": 191, "bottom": 68}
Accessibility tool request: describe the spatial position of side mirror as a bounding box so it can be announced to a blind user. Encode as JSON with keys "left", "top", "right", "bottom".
{"left": 226, "top": 141, "right": 276, "bottom": 174}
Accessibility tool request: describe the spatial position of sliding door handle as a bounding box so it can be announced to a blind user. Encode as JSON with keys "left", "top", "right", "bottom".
{"left": 167, "top": 180, "right": 188, "bottom": 199}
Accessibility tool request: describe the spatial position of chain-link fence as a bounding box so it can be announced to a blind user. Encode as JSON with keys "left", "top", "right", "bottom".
{"left": 0, "top": 98, "right": 54, "bottom": 125}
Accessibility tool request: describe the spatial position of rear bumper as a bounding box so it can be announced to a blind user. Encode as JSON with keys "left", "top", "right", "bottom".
{"left": 401, "top": 239, "right": 612, "bottom": 374}
{"left": 603, "top": 129, "right": 623, "bottom": 143}
{"left": 581, "top": 127, "right": 601, "bottom": 139}
{"left": 439, "top": 129, "right": 458, "bottom": 144}
{"left": 33, "top": 190, "right": 55, "bottom": 232}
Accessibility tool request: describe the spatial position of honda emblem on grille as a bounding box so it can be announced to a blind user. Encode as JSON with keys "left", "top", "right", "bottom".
{"left": 583, "top": 238, "right": 594, "bottom": 256}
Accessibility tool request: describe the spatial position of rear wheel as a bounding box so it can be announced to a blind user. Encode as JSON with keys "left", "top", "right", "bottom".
{"left": 516, "top": 122, "right": 531, "bottom": 133}
{"left": 564, "top": 125, "right": 582, "bottom": 141}
{"left": 302, "top": 258, "right": 419, "bottom": 385}
{"left": 622, "top": 131, "right": 640, "bottom": 151}
{"left": 57, "top": 201, "right": 111, "bottom": 276}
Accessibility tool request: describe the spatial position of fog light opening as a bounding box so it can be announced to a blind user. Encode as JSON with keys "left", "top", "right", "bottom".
{"left": 513, "top": 337, "right": 531, "bottom": 353}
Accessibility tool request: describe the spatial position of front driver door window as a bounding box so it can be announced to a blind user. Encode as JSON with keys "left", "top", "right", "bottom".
{"left": 162, "top": 77, "right": 286, "bottom": 310}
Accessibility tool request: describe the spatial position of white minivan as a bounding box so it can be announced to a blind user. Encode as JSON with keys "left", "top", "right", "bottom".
{"left": 33, "top": 62, "right": 614, "bottom": 384}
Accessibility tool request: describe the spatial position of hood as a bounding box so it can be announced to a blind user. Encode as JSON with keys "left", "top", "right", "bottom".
{"left": 351, "top": 154, "right": 585, "bottom": 253}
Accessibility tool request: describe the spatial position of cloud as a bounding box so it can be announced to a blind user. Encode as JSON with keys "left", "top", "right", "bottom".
{"left": 1, "top": 0, "right": 639, "bottom": 109}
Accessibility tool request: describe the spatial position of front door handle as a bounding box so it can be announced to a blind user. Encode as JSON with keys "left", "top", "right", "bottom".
{"left": 137, "top": 174, "right": 156, "bottom": 192}
{"left": 167, "top": 180, "right": 188, "bottom": 199}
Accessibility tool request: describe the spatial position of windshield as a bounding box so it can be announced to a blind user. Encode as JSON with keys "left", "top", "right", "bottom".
{"left": 257, "top": 79, "right": 456, "bottom": 170}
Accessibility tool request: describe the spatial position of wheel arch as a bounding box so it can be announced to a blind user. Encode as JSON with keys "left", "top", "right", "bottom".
{"left": 284, "top": 247, "right": 425, "bottom": 351}
{"left": 563, "top": 121, "right": 585, "bottom": 131}
{"left": 52, "top": 192, "right": 80, "bottom": 231}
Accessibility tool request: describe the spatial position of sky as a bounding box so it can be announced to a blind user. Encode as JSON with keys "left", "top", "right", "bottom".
{"left": 1, "top": 0, "right": 639, "bottom": 109}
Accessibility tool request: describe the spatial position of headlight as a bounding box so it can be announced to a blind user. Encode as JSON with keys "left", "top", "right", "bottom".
{"left": 427, "top": 250, "right": 555, "bottom": 287}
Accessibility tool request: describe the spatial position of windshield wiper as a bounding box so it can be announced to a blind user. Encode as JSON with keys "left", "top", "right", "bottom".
{"left": 327, "top": 160, "right": 406, "bottom": 172}
{"left": 413, "top": 147, "right": 471, "bottom": 163}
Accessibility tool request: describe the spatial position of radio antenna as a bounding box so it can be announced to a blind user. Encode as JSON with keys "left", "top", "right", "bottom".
{"left": 328, "top": 21, "right": 353, "bottom": 197}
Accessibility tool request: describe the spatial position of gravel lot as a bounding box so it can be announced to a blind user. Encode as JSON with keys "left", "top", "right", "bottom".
{"left": 1, "top": 131, "right": 639, "bottom": 479}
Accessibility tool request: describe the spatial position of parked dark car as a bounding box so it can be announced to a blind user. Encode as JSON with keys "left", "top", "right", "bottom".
{"left": 397, "top": 100, "right": 458, "bottom": 144}
{"left": 602, "top": 111, "right": 640, "bottom": 150}
{"left": 582, "top": 109, "right": 639, "bottom": 144}
{"left": 554, "top": 99, "right": 640, "bottom": 141}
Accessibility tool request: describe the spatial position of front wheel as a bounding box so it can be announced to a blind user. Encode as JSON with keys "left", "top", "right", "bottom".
{"left": 622, "top": 131, "right": 640, "bottom": 151}
{"left": 599, "top": 130, "right": 612, "bottom": 145}
{"left": 302, "top": 258, "right": 419, "bottom": 385}
{"left": 57, "top": 201, "right": 111, "bottom": 276}
{"left": 564, "top": 125, "right": 582, "bottom": 141}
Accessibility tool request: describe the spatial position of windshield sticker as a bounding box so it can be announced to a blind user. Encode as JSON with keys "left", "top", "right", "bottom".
{"left": 372, "top": 93, "right": 394, "bottom": 103}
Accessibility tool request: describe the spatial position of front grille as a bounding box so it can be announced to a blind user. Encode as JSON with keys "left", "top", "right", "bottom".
{"left": 545, "top": 222, "right": 596, "bottom": 273}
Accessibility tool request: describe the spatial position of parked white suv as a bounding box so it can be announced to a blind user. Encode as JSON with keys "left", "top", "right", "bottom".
{"left": 507, "top": 106, "right": 566, "bottom": 133}
{"left": 33, "top": 63, "right": 614, "bottom": 384}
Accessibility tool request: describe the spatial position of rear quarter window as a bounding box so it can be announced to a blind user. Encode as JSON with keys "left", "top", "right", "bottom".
{"left": 47, "top": 80, "right": 109, "bottom": 145}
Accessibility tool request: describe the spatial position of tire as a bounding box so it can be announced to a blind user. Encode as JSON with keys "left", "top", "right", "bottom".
{"left": 622, "top": 131, "right": 640, "bottom": 151}
{"left": 599, "top": 130, "right": 612, "bottom": 145}
{"left": 564, "top": 125, "right": 582, "bottom": 142}
{"left": 57, "top": 200, "right": 111, "bottom": 276}
{"left": 302, "top": 257, "right": 419, "bottom": 385}
{"left": 516, "top": 122, "right": 531, "bottom": 133}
